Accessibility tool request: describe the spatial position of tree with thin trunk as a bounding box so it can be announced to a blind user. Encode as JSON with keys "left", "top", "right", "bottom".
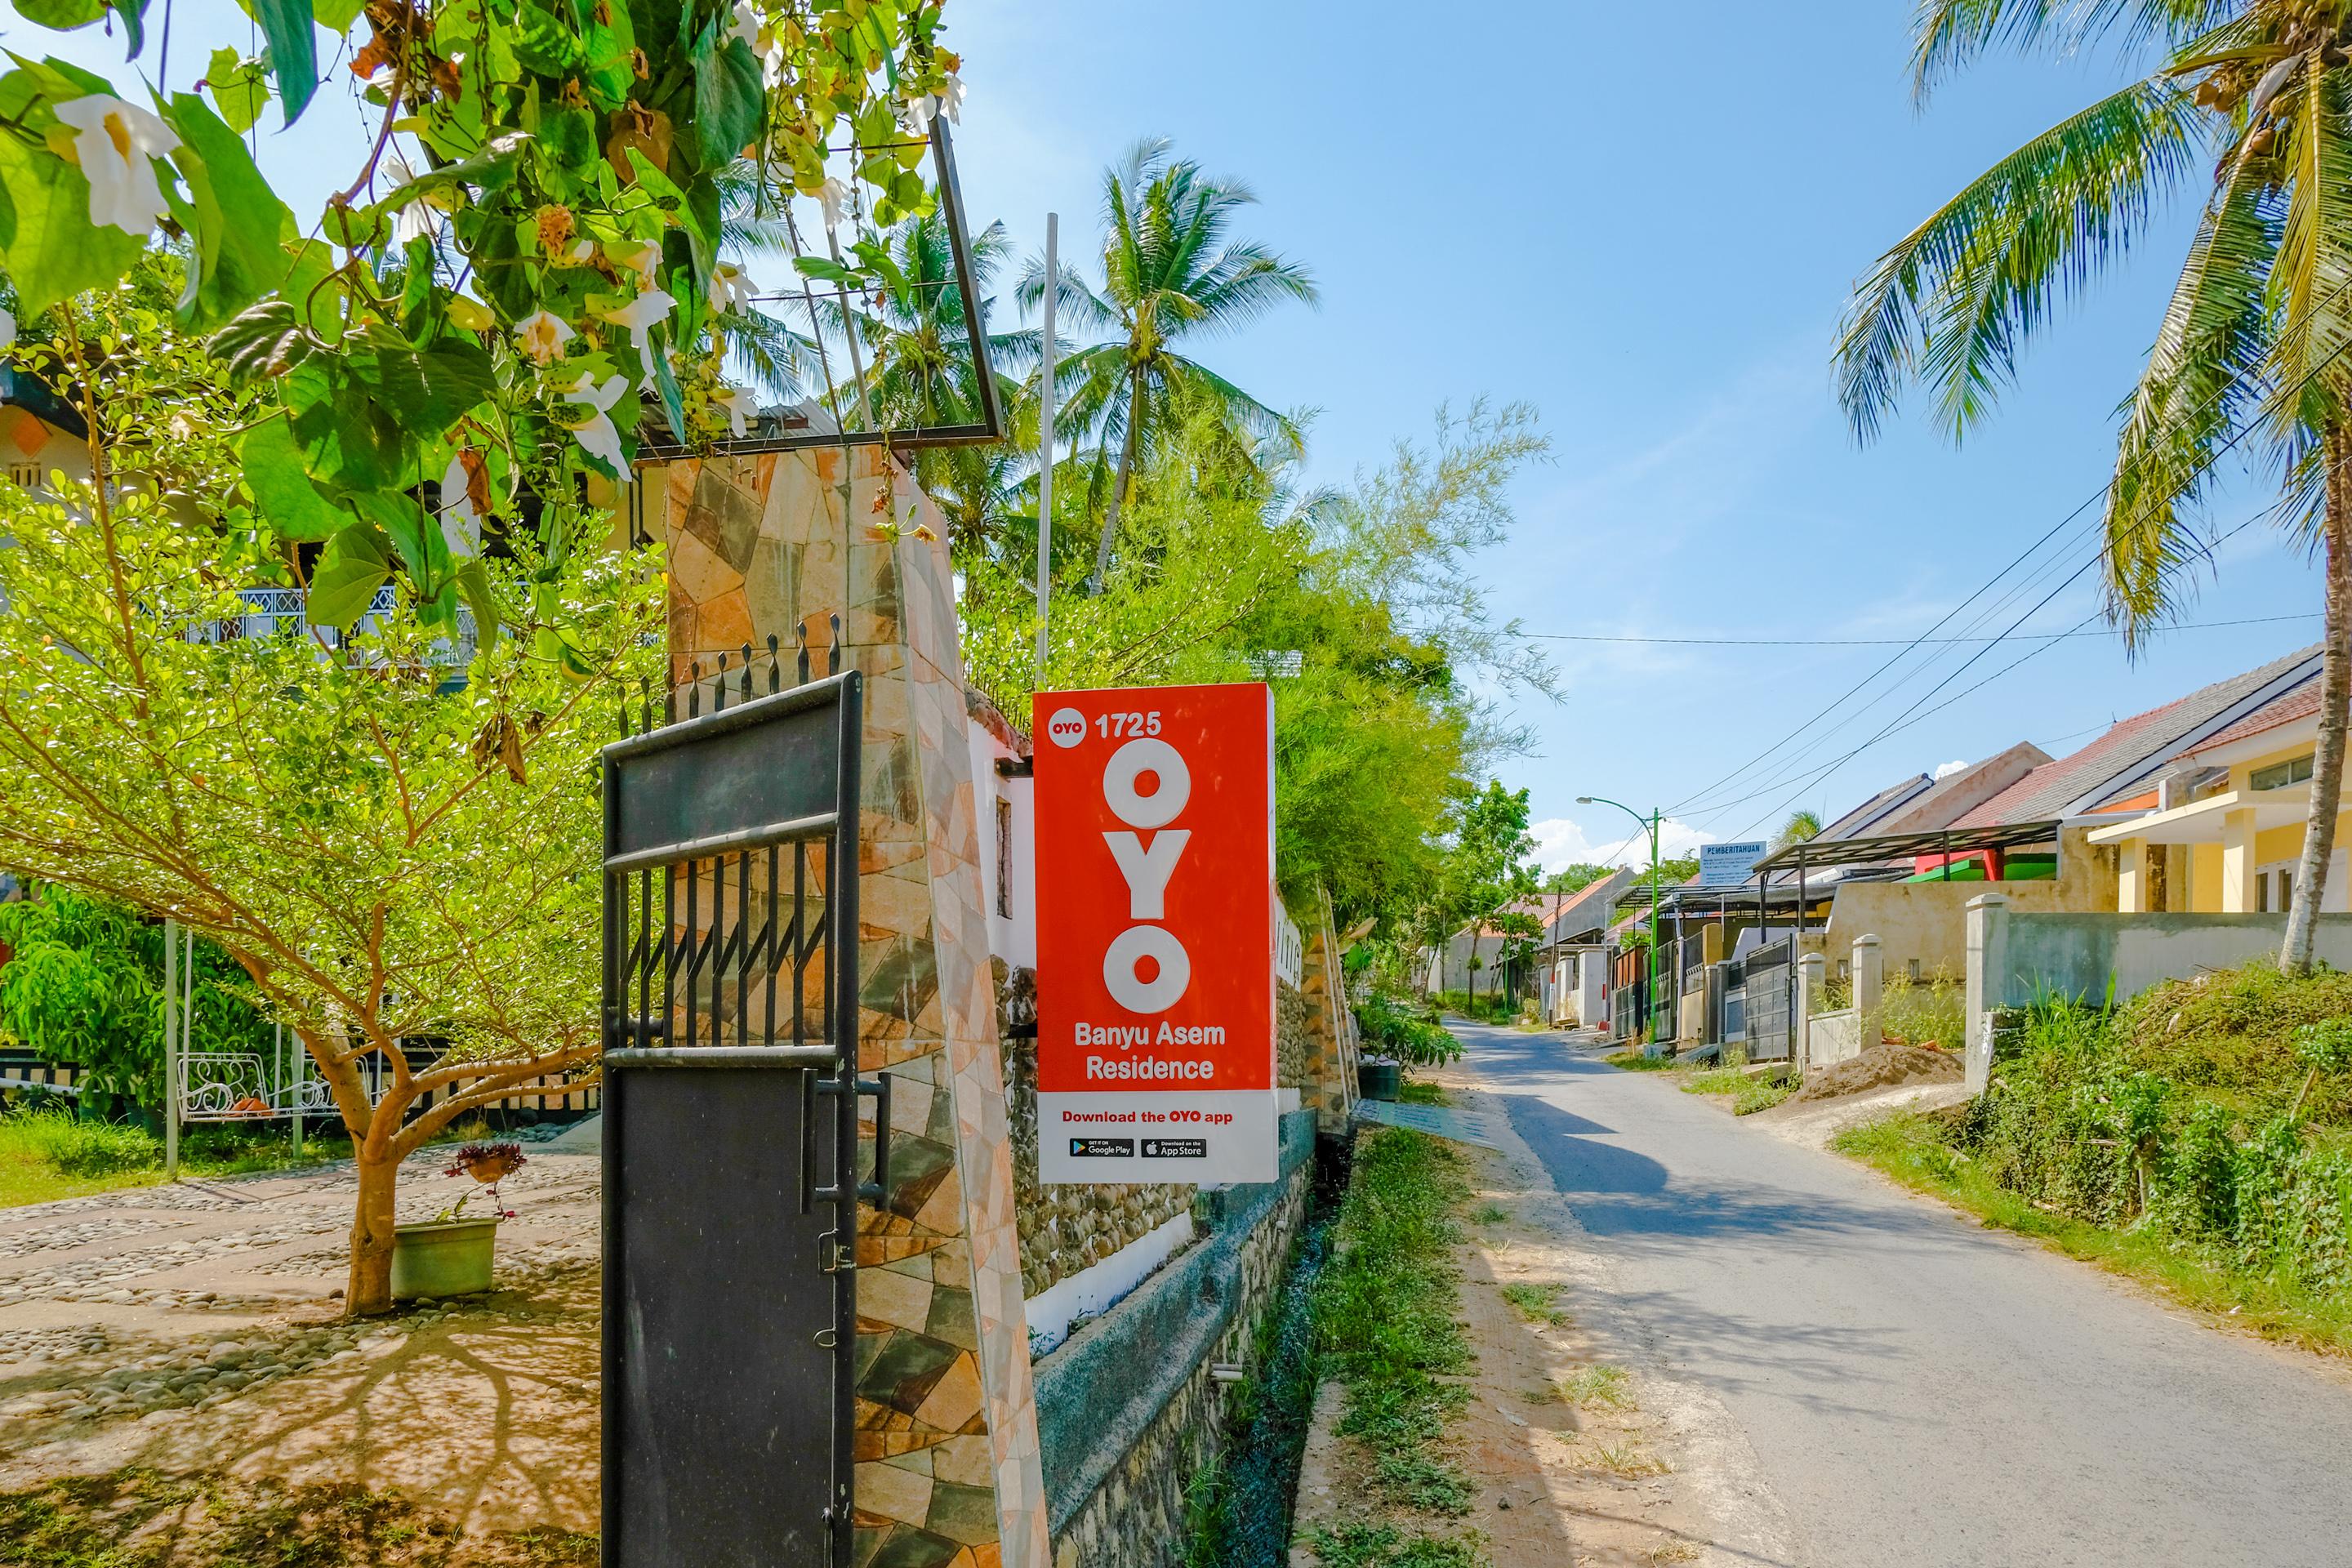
{"left": 1018, "top": 137, "right": 1319, "bottom": 594}
{"left": 1838, "top": 1, "right": 2352, "bottom": 975}
{"left": 2, "top": 282, "right": 662, "bottom": 1315}
{"left": 1775, "top": 808, "right": 1824, "bottom": 850}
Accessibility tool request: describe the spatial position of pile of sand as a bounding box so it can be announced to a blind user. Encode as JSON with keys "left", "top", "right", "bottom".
{"left": 1788, "top": 1043, "right": 1961, "bottom": 1105}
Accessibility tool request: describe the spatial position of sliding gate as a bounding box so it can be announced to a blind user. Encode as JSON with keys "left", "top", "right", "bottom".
{"left": 599, "top": 650, "right": 883, "bottom": 1568}
{"left": 1741, "top": 936, "right": 1795, "bottom": 1062}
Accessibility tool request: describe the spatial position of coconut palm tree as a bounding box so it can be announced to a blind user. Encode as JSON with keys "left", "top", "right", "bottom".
{"left": 1020, "top": 136, "right": 1319, "bottom": 594}
{"left": 1775, "top": 808, "right": 1824, "bottom": 850}
{"left": 1837, "top": 2, "right": 2352, "bottom": 976}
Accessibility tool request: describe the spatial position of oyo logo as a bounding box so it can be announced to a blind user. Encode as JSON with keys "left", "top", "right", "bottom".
{"left": 1102, "top": 737, "right": 1192, "bottom": 1013}
{"left": 1046, "top": 706, "right": 1087, "bottom": 748}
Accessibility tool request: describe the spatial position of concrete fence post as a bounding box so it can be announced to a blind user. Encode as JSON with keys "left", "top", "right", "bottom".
{"left": 1851, "top": 933, "right": 1883, "bottom": 1050}
{"left": 1963, "top": 894, "right": 2010, "bottom": 1094}
{"left": 1797, "top": 952, "right": 1826, "bottom": 1071}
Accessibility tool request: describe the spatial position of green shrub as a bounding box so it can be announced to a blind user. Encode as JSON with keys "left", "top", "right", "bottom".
{"left": 0, "top": 1109, "right": 158, "bottom": 1177}
{"left": 1953, "top": 988, "right": 2352, "bottom": 1291}
{"left": 1359, "top": 995, "right": 1463, "bottom": 1067}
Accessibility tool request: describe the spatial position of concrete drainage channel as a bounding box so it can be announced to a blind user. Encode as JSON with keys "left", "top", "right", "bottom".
{"left": 1187, "top": 1140, "right": 1352, "bottom": 1565}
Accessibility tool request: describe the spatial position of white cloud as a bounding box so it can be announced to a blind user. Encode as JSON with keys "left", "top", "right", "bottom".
{"left": 1529, "top": 814, "right": 1715, "bottom": 875}
{"left": 1932, "top": 759, "right": 1970, "bottom": 780}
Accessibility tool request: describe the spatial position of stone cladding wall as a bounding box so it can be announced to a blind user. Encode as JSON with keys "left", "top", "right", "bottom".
{"left": 995, "top": 963, "right": 1317, "bottom": 1299}
{"left": 1035, "top": 1113, "right": 1319, "bottom": 1568}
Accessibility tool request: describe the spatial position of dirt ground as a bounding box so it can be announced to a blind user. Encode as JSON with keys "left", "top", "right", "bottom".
{"left": 0, "top": 1146, "right": 603, "bottom": 1543}
{"left": 1290, "top": 1060, "right": 1785, "bottom": 1567}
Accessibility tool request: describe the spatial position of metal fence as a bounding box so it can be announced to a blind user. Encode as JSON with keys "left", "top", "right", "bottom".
{"left": 1742, "top": 937, "right": 1795, "bottom": 1062}
{"left": 192, "top": 586, "right": 479, "bottom": 665}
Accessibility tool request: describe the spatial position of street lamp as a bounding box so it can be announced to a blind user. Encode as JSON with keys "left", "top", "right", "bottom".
{"left": 1578, "top": 795, "right": 1664, "bottom": 1045}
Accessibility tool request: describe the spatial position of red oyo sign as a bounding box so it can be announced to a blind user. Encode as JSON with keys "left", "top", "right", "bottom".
{"left": 1033, "top": 684, "right": 1276, "bottom": 1184}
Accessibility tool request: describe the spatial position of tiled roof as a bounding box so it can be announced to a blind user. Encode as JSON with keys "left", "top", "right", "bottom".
{"left": 1542, "top": 869, "right": 1632, "bottom": 938}
{"left": 2185, "top": 679, "right": 2324, "bottom": 755}
{"left": 1954, "top": 645, "right": 2322, "bottom": 826}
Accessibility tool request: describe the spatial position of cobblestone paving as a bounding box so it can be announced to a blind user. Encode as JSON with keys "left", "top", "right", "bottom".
{"left": 0, "top": 1141, "right": 603, "bottom": 1441}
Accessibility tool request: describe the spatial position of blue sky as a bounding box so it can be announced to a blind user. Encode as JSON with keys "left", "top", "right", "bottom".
{"left": 16, "top": 1, "right": 2329, "bottom": 872}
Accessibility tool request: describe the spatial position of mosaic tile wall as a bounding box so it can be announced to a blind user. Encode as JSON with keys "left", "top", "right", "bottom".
{"left": 1296, "top": 893, "right": 1361, "bottom": 1135}
{"left": 648, "top": 446, "right": 1049, "bottom": 1568}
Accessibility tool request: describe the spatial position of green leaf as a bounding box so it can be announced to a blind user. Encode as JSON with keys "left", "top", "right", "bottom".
{"left": 539, "top": 104, "right": 596, "bottom": 172}
{"left": 452, "top": 559, "right": 501, "bottom": 656}
{"left": 350, "top": 489, "right": 453, "bottom": 601}
{"left": 16, "top": 0, "right": 107, "bottom": 33}
{"left": 240, "top": 416, "right": 351, "bottom": 540}
{"left": 209, "top": 298, "right": 316, "bottom": 385}
{"left": 791, "top": 255, "right": 856, "bottom": 283}
{"left": 650, "top": 332, "right": 685, "bottom": 442}
{"left": 107, "top": 0, "right": 149, "bottom": 56}
{"left": 0, "top": 131, "right": 142, "bottom": 316}
{"left": 162, "top": 91, "right": 296, "bottom": 327}
{"left": 378, "top": 131, "right": 529, "bottom": 211}
{"left": 309, "top": 523, "right": 393, "bottom": 628}
{"left": 693, "top": 38, "right": 764, "bottom": 165}
{"left": 310, "top": 0, "right": 364, "bottom": 33}
{"left": 253, "top": 0, "right": 318, "bottom": 125}
{"left": 286, "top": 360, "right": 408, "bottom": 491}
{"left": 203, "top": 47, "right": 270, "bottom": 135}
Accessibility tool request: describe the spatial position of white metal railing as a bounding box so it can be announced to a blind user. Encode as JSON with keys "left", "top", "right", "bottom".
{"left": 1276, "top": 901, "right": 1304, "bottom": 987}
{"left": 192, "top": 586, "right": 478, "bottom": 666}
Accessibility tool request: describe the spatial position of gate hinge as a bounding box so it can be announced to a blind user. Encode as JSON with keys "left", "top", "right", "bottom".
{"left": 819, "top": 1229, "right": 856, "bottom": 1273}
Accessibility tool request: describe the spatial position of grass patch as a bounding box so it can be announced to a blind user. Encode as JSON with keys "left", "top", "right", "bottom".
{"left": 1300, "top": 1521, "right": 1490, "bottom": 1567}
{"left": 1554, "top": 1362, "right": 1633, "bottom": 1410}
{"left": 1835, "top": 1112, "right": 2352, "bottom": 1357}
{"left": 0, "top": 1468, "right": 594, "bottom": 1566}
{"left": 1472, "top": 1202, "right": 1508, "bottom": 1226}
{"left": 1498, "top": 1281, "right": 1570, "bottom": 1326}
{"left": 1315, "top": 1126, "right": 1481, "bottom": 1534}
{"left": 0, "top": 1109, "right": 354, "bottom": 1209}
{"left": 1731, "top": 1076, "right": 1795, "bottom": 1116}
{"left": 1605, "top": 1050, "right": 1677, "bottom": 1072}
{"left": 1588, "top": 1441, "right": 1669, "bottom": 1478}
{"left": 1397, "top": 1080, "right": 1448, "bottom": 1107}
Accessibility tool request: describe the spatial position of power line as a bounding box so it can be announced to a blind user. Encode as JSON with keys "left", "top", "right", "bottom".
{"left": 1530, "top": 612, "right": 2315, "bottom": 648}
{"left": 1659, "top": 270, "right": 2352, "bottom": 821}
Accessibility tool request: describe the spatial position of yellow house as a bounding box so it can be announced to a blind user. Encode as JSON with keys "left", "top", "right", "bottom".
{"left": 2089, "top": 681, "right": 2347, "bottom": 914}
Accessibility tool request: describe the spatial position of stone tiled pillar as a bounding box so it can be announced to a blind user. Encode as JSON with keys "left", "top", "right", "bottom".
{"left": 1295, "top": 893, "right": 1358, "bottom": 1134}
{"left": 1851, "top": 933, "right": 1883, "bottom": 1050}
{"left": 1963, "top": 894, "right": 2009, "bottom": 1095}
{"left": 649, "top": 446, "right": 1049, "bottom": 1568}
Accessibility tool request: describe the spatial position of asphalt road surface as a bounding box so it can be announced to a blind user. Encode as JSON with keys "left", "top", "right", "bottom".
{"left": 1459, "top": 1020, "right": 2352, "bottom": 1568}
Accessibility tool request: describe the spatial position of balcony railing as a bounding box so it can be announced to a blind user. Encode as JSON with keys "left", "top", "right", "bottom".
{"left": 193, "top": 586, "right": 478, "bottom": 666}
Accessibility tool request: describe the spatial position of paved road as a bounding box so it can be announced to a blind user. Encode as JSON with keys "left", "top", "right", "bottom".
{"left": 1460, "top": 1021, "right": 2352, "bottom": 1568}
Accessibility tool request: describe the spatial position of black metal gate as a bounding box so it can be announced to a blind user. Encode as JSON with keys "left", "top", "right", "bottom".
{"left": 599, "top": 638, "right": 881, "bottom": 1568}
{"left": 1742, "top": 936, "right": 1794, "bottom": 1062}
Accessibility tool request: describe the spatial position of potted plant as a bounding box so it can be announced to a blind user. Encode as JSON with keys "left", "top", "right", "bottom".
{"left": 390, "top": 1142, "right": 525, "bottom": 1302}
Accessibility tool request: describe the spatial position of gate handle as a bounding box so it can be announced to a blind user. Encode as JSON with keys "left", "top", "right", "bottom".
{"left": 857, "top": 1073, "right": 892, "bottom": 1205}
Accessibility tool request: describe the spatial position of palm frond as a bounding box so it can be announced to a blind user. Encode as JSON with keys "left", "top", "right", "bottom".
{"left": 1838, "top": 74, "right": 2207, "bottom": 443}
{"left": 1913, "top": 1, "right": 2234, "bottom": 100}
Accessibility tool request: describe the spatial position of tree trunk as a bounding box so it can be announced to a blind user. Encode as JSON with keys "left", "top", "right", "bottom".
{"left": 346, "top": 1140, "right": 400, "bottom": 1317}
{"left": 2283, "top": 423, "right": 2352, "bottom": 976}
{"left": 1088, "top": 367, "right": 1146, "bottom": 595}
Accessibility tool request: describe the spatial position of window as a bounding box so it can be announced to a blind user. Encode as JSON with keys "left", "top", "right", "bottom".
{"left": 994, "top": 795, "right": 1013, "bottom": 920}
{"left": 2252, "top": 754, "right": 2315, "bottom": 791}
{"left": 6, "top": 462, "right": 35, "bottom": 490}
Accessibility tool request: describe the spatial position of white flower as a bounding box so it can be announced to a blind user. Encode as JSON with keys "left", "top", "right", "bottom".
{"left": 938, "top": 72, "right": 965, "bottom": 124}
{"left": 53, "top": 96, "right": 180, "bottom": 235}
{"left": 439, "top": 453, "right": 482, "bottom": 559}
{"left": 760, "top": 40, "right": 787, "bottom": 90}
{"left": 710, "top": 262, "right": 755, "bottom": 313}
{"left": 728, "top": 0, "right": 762, "bottom": 51}
{"left": 385, "top": 153, "right": 445, "bottom": 247}
{"left": 594, "top": 287, "right": 676, "bottom": 378}
{"left": 713, "top": 385, "right": 755, "bottom": 439}
{"left": 0, "top": 307, "right": 15, "bottom": 352}
{"left": 514, "top": 309, "right": 575, "bottom": 366}
{"left": 895, "top": 89, "right": 935, "bottom": 138}
{"left": 560, "top": 374, "right": 630, "bottom": 475}
{"left": 609, "top": 238, "right": 661, "bottom": 284}
{"left": 817, "top": 176, "right": 852, "bottom": 230}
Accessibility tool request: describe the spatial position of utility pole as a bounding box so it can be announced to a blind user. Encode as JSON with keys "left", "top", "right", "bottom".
{"left": 163, "top": 918, "right": 180, "bottom": 1181}
{"left": 1579, "top": 795, "right": 1665, "bottom": 1044}
{"left": 1034, "top": 212, "right": 1058, "bottom": 679}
